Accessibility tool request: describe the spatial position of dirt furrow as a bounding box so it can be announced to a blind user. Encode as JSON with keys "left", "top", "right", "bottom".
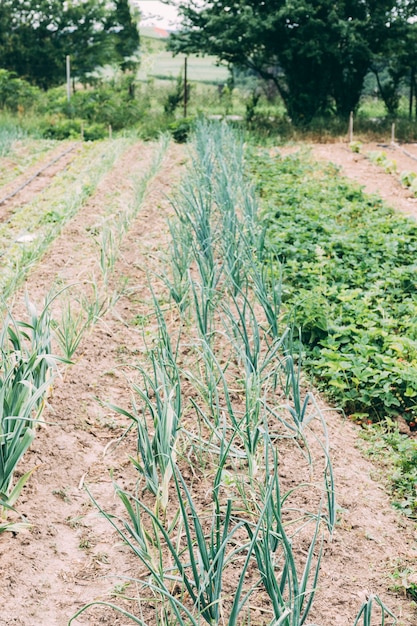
{"left": 310, "top": 141, "right": 417, "bottom": 220}
{"left": 0, "top": 142, "right": 82, "bottom": 222}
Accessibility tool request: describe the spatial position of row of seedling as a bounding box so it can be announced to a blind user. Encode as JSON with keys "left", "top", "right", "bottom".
{"left": 0, "top": 138, "right": 130, "bottom": 300}
{"left": 0, "top": 137, "right": 171, "bottom": 534}
{"left": 98, "top": 134, "right": 170, "bottom": 286}
{"left": 352, "top": 143, "right": 417, "bottom": 197}
{"left": 52, "top": 136, "right": 170, "bottom": 362}
{"left": 0, "top": 139, "right": 132, "bottom": 532}
{"left": 368, "top": 149, "right": 417, "bottom": 196}
{"left": 73, "top": 122, "right": 395, "bottom": 625}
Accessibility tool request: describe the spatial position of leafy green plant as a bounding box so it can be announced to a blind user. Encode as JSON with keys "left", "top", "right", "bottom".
{"left": 252, "top": 148, "right": 417, "bottom": 423}
{"left": 361, "top": 423, "right": 417, "bottom": 518}
{"left": 367, "top": 150, "right": 397, "bottom": 173}
{"left": 168, "top": 117, "right": 195, "bottom": 143}
{"left": 399, "top": 170, "right": 417, "bottom": 188}
{"left": 349, "top": 140, "right": 362, "bottom": 154}
{"left": 0, "top": 69, "right": 40, "bottom": 113}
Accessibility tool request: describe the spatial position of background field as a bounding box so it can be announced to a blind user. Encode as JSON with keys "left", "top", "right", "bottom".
{"left": 138, "top": 29, "right": 230, "bottom": 84}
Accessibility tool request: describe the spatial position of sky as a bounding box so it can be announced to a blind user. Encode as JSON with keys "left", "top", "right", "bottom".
{"left": 135, "top": 1, "right": 182, "bottom": 30}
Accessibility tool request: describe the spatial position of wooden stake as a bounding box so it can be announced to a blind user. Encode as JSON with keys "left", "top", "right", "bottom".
{"left": 109, "top": 125, "right": 112, "bottom": 140}
{"left": 183, "top": 57, "right": 188, "bottom": 118}
{"left": 391, "top": 122, "right": 396, "bottom": 144}
{"left": 66, "top": 55, "right": 71, "bottom": 103}
{"left": 348, "top": 111, "right": 354, "bottom": 143}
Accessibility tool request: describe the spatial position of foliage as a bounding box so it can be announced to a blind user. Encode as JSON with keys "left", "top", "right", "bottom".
{"left": 0, "top": 0, "right": 139, "bottom": 89}
{"left": 111, "top": 0, "right": 140, "bottom": 73}
{"left": 367, "top": 150, "right": 397, "bottom": 173}
{"left": 252, "top": 148, "right": 417, "bottom": 422}
{"left": 370, "top": 20, "right": 417, "bottom": 118}
{"left": 170, "top": 0, "right": 405, "bottom": 123}
{"left": 0, "top": 70, "right": 40, "bottom": 112}
{"left": 163, "top": 73, "right": 188, "bottom": 115}
{"left": 0, "top": 118, "right": 28, "bottom": 156}
{"left": 168, "top": 116, "right": 195, "bottom": 143}
{"left": 38, "top": 117, "right": 106, "bottom": 140}
{"left": 362, "top": 422, "right": 417, "bottom": 518}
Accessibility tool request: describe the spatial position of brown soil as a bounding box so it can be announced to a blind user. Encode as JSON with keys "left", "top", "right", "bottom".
{"left": 309, "top": 141, "right": 417, "bottom": 219}
{"left": 0, "top": 141, "right": 81, "bottom": 221}
{"left": 0, "top": 139, "right": 416, "bottom": 626}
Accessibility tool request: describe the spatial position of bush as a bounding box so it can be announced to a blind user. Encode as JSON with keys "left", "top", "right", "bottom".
{"left": 38, "top": 116, "right": 106, "bottom": 140}
{"left": 36, "top": 80, "right": 150, "bottom": 131}
{"left": 168, "top": 117, "right": 195, "bottom": 143}
{"left": 0, "top": 70, "right": 40, "bottom": 112}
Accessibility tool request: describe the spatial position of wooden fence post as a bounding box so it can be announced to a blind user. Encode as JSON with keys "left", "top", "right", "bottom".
{"left": 348, "top": 111, "right": 354, "bottom": 143}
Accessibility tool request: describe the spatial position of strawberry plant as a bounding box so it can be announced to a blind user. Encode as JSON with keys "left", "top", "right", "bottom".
{"left": 251, "top": 149, "right": 417, "bottom": 422}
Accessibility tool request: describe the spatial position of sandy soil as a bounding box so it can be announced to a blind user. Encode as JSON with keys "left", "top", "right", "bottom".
{"left": 0, "top": 138, "right": 416, "bottom": 626}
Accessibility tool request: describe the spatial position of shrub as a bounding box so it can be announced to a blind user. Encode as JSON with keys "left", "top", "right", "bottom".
{"left": 168, "top": 117, "right": 195, "bottom": 143}
{"left": 38, "top": 116, "right": 106, "bottom": 140}
{"left": 0, "top": 70, "right": 40, "bottom": 112}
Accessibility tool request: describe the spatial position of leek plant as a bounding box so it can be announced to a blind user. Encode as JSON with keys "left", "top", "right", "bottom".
{"left": 52, "top": 293, "right": 90, "bottom": 361}
{"left": 192, "top": 337, "right": 264, "bottom": 479}
{"left": 108, "top": 297, "right": 181, "bottom": 512}
{"left": 353, "top": 595, "right": 397, "bottom": 626}
{"left": 247, "top": 252, "right": 283, "bottom": 340}
{"left": 221, "top": 288, "right": 262, "bottom": 376}
{"left": 185, "top": 341, "right": 223, "bottom": 430}
{"left": 220, "top": 285, "right": 287, "bottom": 381}
{"left": 99, "top": 226, "right": 118, "bottom": 285}
{"left": 84, "top": 448, "right": 259, "bottom": 624}
{"left": 248, "top": 438, "right": 328, "bottom": 626}
{"left": 189, "top": 277, "right": 219, "bottom": 344}
{"left": 108, "top": 354, "right": 181, "bottom": 513}
{"left": 211, "top": 162, "right": 245, "bottom": 294}
{"left": 78, "top": 280, "right": 122, "bottom": 327}
{"left": 171, "top": 181, "right": 215, "bottom": 280}
{"left": 159, "top": 218, "right": 193, "bottom": 312}
{"left": 0, "top": 296, "right": 60, "bottom": 532}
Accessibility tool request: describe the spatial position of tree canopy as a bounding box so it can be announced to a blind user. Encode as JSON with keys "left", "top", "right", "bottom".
{"left": 169, "top": 0, "right": 416, "bottom": 123}
{"left": 0, "top": 0, "right": 140, "bottom": 89}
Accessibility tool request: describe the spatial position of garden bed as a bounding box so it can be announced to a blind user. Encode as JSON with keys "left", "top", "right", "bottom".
{"left": 0, "top": 130, "right": 415, "bottom": 626}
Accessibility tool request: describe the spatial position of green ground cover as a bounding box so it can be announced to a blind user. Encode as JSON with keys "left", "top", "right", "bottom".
{"left": 251, "top": 148, "right": 417, "bottom": 424}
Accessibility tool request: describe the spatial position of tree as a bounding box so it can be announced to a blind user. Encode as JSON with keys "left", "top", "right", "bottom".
{"left": 0, "top": 0, "right": 140, "bottom": 89}
{"left": 169, "top": 0, "right": 405, "bottom": 123}
{"left": 370, "top": 20, "right": 417, "bottom": 119}
{"left": 111, "top": 0, "right": 140, "bottom": 73}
